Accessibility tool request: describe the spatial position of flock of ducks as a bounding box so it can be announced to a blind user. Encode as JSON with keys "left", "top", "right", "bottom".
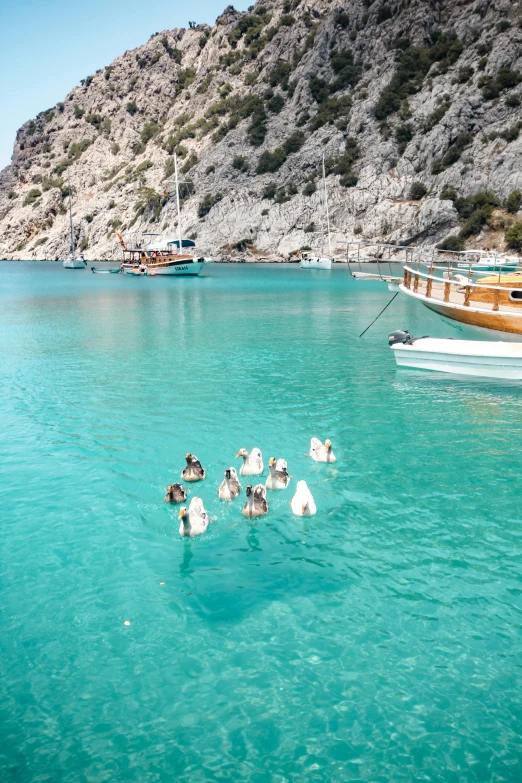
{"left": 165, "top": 438, "right": 337, "bottom": 537}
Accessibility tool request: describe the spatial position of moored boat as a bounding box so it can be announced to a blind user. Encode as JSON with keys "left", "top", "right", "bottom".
{"left": 116, "top": 153, "right": 209, "bottom": 277}
{"left": 299, "top": 254, "right": 332, "bottom": 270}
{"left": 389, "top": 331, "right": 522, "bottom": 379}
{"left": 300, "top": 154, "right": 333, "bottom": 272}
{"left": 63, "top": 178, "right": 87, "bottom": 269}
{"left": 398, "top": 261, "right": 522, "bottom": 341}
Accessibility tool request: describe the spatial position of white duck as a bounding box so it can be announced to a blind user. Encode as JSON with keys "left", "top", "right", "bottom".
{"left": 242, "top": 484, "right": 269, "bottom": 518}
{"left": 178, "top": 497, "right": 210, "bottom": 537}
{"left": 266, "top": 457, "right": 291, "bottom": 490}
{"left": 308, "top": 437, "right": 337, "bottom": 463}
{"left": 290, "top": 480, "right": 317, "bottom": 516}
{"left": 236, "top": 447, "right": 264, "bottom": 476}
{"left": 218, "top": 467, "right": 242, "bottom": 500}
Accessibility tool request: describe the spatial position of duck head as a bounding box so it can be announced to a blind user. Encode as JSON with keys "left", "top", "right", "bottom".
{"left": 165, "top": 485, "right": 174, "bottom": 501}
{"left": 245, "top": 484, "right": 253, "bottom": 497}
{"left": 236, "top": 448, "right": 248, "bottom": 459}
{"left": 268, "top": 457, "right": 276, "bottom": 468}
{"left": 185, "top": 452, "right": 193, "bottom": 464}
{"left": 178, "top": 506, "right": 190, "bottom": 531}
{"left": 225, "top": 468, "right": 231, "bottom": 480}
{"left": 325, "top": 439, "right": 332, "bottom": 451}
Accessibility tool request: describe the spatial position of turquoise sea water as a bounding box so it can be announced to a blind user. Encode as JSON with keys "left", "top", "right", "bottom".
{"left": 1, "top": 262, "right": 521, "bottom": 782}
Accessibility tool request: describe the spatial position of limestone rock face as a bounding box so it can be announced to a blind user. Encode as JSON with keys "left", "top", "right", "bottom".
{"left": 1, "top": 0, "right": 521, "bottom": 260}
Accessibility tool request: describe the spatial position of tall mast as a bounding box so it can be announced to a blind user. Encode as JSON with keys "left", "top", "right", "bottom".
{"left": 68, "top": 176, "right": 75, "bottom": 255}
{"left": 174, "top": 153, "right": 182, "bottom": 253}
{"left": 323, "top": 154, "right": 332, "bottom": 257}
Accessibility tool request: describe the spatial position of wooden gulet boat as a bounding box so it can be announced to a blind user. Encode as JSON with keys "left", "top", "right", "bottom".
{"left": 399, "top": 262, "right": 522, "bottom": 341}
{"left": 116, "top": 154, "right": 209, "bottom": 276}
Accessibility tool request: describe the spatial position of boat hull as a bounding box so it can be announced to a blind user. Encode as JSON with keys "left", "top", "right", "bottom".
{"left": 300, "top": 257, "right": 332, "bottom": 270}
{"left": 63, "top": 259, "right": 86, "bottom": 269}
{"left": 122, "top": 260, "right": 206, "bottom": 276}
{"left": 392, "top": 338, "right": 522, "bottom": 379}
{"left": 424, "top": 300, "right": 522, "bottom": 340}
{"left": 399, "top": 284, "right": 522, "bottom": 341}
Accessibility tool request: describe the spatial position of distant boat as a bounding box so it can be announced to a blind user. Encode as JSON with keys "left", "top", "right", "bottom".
{"left": 300, "top": 154, "right": 333, "bottom": 271}
{"left": 456, "top": 250, "right": 519, "bottom": 274}
{"left": 91, "top": 267, "right": 120, "bottom": 274}
{"left": 63, "top": 179, "right": 87, "bottom": 269}
{"left": 117, "top": 154, "right": 209, "bottom": 277}
{"left": 389, "top": 333, "right": 522, "bottom": 380}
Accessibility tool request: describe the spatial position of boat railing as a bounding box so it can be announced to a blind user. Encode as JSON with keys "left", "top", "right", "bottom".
{"left": 401, "top": 262, "right": 522, "bottom": 313}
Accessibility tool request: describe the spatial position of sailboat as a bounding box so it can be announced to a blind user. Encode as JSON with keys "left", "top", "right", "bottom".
{"left": 300, "top": 154, "right": 333, "bottom": 271}
{"left": 63, "top": 178, "right": 87, "bottom": 269}
{"left": 117, "top": 154, "right": 208, "bottom": 276}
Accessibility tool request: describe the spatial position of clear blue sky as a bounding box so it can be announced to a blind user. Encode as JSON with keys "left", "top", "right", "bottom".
{"left": 0, "top": 0, "right": 250, "bottom": 170}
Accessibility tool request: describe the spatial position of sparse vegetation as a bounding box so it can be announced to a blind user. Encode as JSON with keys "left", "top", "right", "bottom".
{"left": 431, "top": 132, "right": 472, "bottom": 173}
{"left": 73, "top": 105, "right": 84, "bottom": 119}
{"left": 198, "top": 192, "right": 223, "bottom": 217}
{"left": 126, "top": 101, "right": 138, "bottom": 115}
{"left": 422, "top": 103, "right": 450, "bottom": 132}
{"left": 374, "top": 32, "right": 464, "bottom": 120}
{"left": 232, "top": 155, "right": 249, "bottom": 172}
{"left": 409, "top": 182, "right": 427, "bottom": 200}
{"left": 262, "top": 182, "right": 277, "bottom": 199}
{"left": 141, "top": 121, "right": 159, "bottom": 144}
{"left": 438, "top": 188, "right": 501, "bottom": 249}
{"left": 325, "top": 138, "right": 360, "bottom": 187}
{"left": 478, "top": 68, "right": 522, "bottom": 100}
{"left": 505, "top": 221, "right": 522, "bottom": 250}
{"left": 24, "top": 188, "right": 42, "bottom": 206}
{"left": 134, "top": 187, "right": 163, "bottom": 222}
{"left": 505, "top": 190, "right": 522, "bottom": 214}
{"left": 395, "top": 123, "right": 413, "bottom": 154}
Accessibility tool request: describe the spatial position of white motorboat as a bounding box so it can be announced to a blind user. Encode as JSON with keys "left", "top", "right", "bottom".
{"left": 389, "top": 331, "right": 522, "bottom": 379}
{"left": 117, "top": 154, "right": 209, "bottom": 277}
{"left": 63, "top": 179, "right": 87, "bottom": 269}
{"left": 300, "top": 154, "right": 333, "bottom": 271}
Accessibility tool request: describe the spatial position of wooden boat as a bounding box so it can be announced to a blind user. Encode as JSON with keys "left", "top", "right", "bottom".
{"left": 116, "top": 154, "right": 209, "bottom": 277}
{"left": 399, "top": 263, "right": 522, "bottom": 341}
{"left": 390, "top": 336, "right": 522, "bottom": 379}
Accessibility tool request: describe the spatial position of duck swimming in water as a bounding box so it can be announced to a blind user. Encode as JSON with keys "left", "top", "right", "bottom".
{"left": 308, "top": 438, "right": 337, "bottom": 463}
{"left": 164, "top": 483, "right": 187, "bottom": 503}
{"left": 266, "top": 457, "right": 291, "bottom": 490}
{"left": 290, "top": 480, "right": 317, "bottom": 516}
{"left": 178, "top": 497, "right": 210, "bottom": 537}
{"left": 236, "top": 447, "right": 264, "bottom": 476}
{"left": 242, "top": 484, "right": 269, "bottom": 518}
{"left": 218, "top": 467, "right": 242, "bottom": 500}
{"left": 181, "top": 453, "right": 206, "bottom": 481}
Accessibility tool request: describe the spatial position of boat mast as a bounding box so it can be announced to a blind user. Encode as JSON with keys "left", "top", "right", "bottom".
{"left": 68, "top": 176, "right": 75, "bottom": 256}
{"left": 323, "top": 153, "right": 332, "bottom": 258}
{"left": 174, "top": 153, "right": 182, "bottom": 253}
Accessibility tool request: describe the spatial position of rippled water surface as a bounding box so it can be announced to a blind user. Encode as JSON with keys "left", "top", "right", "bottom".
{"left": 1, "top": 262, "right": 522, "bottom": 782}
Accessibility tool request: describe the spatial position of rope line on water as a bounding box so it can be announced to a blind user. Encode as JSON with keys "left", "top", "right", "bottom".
{"left": 359, "top": 292, "right": 399, "bottom": 338}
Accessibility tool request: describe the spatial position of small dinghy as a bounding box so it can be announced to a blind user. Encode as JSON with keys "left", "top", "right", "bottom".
{"left": 389, "top": 330, "right": 522, "bottom": 380}
{"left": 91, "top": 267, "right": 121, "bottom": 274}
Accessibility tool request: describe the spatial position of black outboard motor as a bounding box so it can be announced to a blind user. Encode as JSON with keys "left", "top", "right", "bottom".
{"left": 388, "top": 329, "right": 412, "bottom": 346}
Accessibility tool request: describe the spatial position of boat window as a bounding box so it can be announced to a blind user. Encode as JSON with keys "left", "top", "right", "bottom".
{"left": 508, "top": 290, "right": 522, "bottom": 301}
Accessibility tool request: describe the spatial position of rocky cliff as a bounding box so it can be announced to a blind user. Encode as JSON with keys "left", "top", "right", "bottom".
{"left": 1, "top": 0, "right": 522, "bottom": 260}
